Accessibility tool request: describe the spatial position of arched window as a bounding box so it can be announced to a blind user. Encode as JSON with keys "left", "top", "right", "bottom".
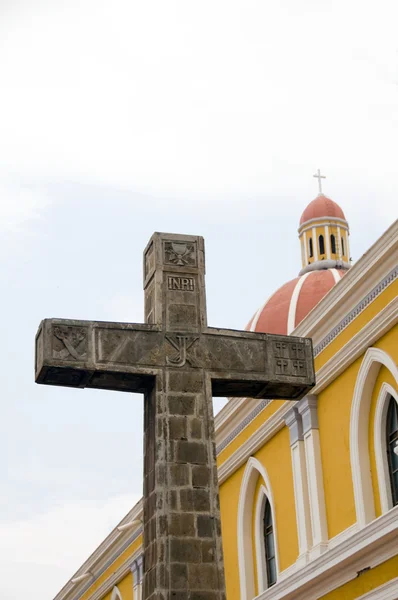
{"left": 386, "top": 397, "right": 398, "bottom": 507}
{"left": 330, "top": 234, "right": 336, "bottom": 254}
{"left": 309, "top": 238, "right": 313, "bottom": 258}
{"left": 263, "top": 499, "right": 277, "bottom": 588}
{"left": 319, "top": 234, "right": 325, "bottom": 255}
{"left": 341, "top": 236, "right": 345, "bottom": 256}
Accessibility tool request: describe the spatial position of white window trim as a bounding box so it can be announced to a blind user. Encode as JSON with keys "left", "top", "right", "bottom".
{"left": 111, "top": 586, "right": 123, "bottom": 600}
{"left": 237, "top": 457, "right": 279, "bottom": 600}
{"left": 350, "top": 347, "right": 398, "bottom": 527}
{"left": 254, "top": 485, "right": 279, "bottom": 593}
{"left": 374, "top": 383, "right": 398, "bottom": 514}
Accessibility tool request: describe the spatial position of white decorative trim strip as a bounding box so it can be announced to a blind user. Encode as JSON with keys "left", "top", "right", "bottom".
{"left": 287, "top": 273, "right": 310, "bottom": 334}
{"left": 250, "top": 291, "right": 274, "bottom": 332}
{"left": 374, "top": 384, "right": 398, "bottom": 515}
{"left": 256, "top": 505, "right": 398, "bottom": 600}
{"left": 216, "top": 399, "right": 272, "bottom": 454}
{"left": 330, "top": 268, "right": 341, "bottom": 284}
{"left": 66, "top": 532, "right": 143, "bottom": 600}
{"left": 350, "top": 348, "right": 398, "bottom": 527}
{"left": 314, "top": 266, "right": 398, "bottom": 357}
{"left": 356, "top": 576, "right": 398, "bottom": 600}
{"left": 298, "top": 216, "right": 349, "bottom": 232}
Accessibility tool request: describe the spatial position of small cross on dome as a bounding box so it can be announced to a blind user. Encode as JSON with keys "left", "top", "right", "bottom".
{"left": 313, "top": 169, "right": 326, "bottom": 194}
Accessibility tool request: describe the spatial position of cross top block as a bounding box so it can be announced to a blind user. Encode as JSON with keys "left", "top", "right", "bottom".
{"left": 35, "top": 232, "right": 315, "bottom": 400}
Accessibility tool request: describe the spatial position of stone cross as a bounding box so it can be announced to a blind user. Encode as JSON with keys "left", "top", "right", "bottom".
{"left": 313, "top": 168, "right": 326, "bottom": 194}
{"left": 35, "top": 232, "right": 315, "bottom": 600}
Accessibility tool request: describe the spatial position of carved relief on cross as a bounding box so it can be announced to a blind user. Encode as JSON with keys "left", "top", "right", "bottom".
{"left": 35, "top": 232, "right": 315, "bottom": 600}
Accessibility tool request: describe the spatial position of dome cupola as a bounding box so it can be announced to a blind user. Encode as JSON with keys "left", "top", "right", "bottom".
{"left": 246, "top": 170, "right": 351, "bottom": 336}
{"left": 298, "top": 170, "right": 351, "bottom": 276}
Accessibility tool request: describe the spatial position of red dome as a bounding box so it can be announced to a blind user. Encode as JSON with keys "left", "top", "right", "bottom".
{"left": 300, "top": 194, "right": 346, "bottom": 226}
{"left": 246, "top": 269, "right": 344, "bottom": 335}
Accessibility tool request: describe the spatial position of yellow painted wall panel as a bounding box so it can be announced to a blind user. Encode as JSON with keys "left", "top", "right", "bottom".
{"left": 219, "top": 465, "right": 245, "bottom": 600}
{"left": 217, "top": 400, "right": 286, "bottom": 466}
{"left": 317, "top": 359, "right": 361, "bottom": 538}
{"left": 319, "top": 555, "right": 398, "bottom": 600}
{"left": 254, "top": 428, "right": 298, "bottom": 571}
{"left": 79, "top": 535, "right": 142, "bottom": 600}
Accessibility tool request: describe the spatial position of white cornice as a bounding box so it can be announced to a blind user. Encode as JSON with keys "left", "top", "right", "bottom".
{"left": 54, "top": 501, "right": 143, "bottom": 600}
{"left": 298, "top": 216, "right": 349, "bottom": 233}
{"left": 256, "top": 506, "right": 398, "bottom": 600}
{"left": 312, "top": 298, "right": 398, "bottom": 394}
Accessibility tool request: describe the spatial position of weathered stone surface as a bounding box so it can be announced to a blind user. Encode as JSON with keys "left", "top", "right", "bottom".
{"left": 35, "top": 231, "right": 315, "bottom": 600}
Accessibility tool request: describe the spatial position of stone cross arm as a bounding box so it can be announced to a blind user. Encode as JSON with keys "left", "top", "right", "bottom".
{"left": 35, "top": 318, "right": 315, "bottom": 399}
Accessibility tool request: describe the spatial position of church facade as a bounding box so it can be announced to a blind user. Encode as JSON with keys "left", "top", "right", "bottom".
{"left": 54, "top": 195, "right": 398, "bottom": 600}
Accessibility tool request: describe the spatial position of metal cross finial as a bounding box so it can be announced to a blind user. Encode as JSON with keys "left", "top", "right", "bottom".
{"left": 313, "top": 169, "right": 326, "bottom": 194}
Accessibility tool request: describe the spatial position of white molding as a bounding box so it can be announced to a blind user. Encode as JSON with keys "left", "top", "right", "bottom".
{"left": 327, "top": 522, "right": 358, "bottom": 550}
{"left": 350, "top": 348, "right": 398, "bottom": 527}
{"left": 111, "top": 586, "right": 123, "bottom": 600}
{"left": 287, "top": 274, "right": 310, "bottom": 334}
{"left": 374, "top": 384, "right": 398, "bottom": 514}
{"left": 237, "top": 458, "right": 279, "bottom": 600}
{"left": 299, "top": 217, "right": 349, "bottom": 233}
{"left": 313, "top": 299, "right": 398, "bottom": 395}
{"left": 254, "top": 485, "right": 279, "bottom": 593}
{"left": 303, "top": 428, "right": 328, "bottom": 552}
{"left": 255, "top": 506, "right": 398, "bottom": 600}
{"left": 290, "top": 440, "right": 312, "bottom": 557}
{"left": 330, "top": 268, "right": 341, "bottom": 284}
{"left": 356, "top": 577, "right": 398, "bottom": 600}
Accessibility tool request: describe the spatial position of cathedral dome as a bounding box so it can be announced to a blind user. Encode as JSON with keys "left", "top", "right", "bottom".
{"left": 300, "top": 194, "right": 346, "bottom": 226}
{"left": 246, "top": 269, "right": 344, "bottom": 335}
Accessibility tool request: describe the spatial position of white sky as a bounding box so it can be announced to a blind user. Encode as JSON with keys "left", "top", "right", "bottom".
{"left": 0, "top": 1, "right": 397, "bottom": 599}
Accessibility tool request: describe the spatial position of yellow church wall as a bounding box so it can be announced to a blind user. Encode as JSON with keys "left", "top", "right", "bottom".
{"left": 101, "top": 571, "right": 133, "bottom": 600}
{"left": 317, "top": 358, "right": 362, "bottom": 538}
{"left": 219, "top": 425, "right": 298, "bottom": 600}
{"left": 318, "top": 555, "right": 398, "bottom": 600}
{"left": 254, "top": 427, "right": 298, "bottom": 571}
{"left": 217, "top": 400, "right": 286, "bottom": 467}
{"left": 315, "top": 279, "right": 398, "bottom": 370}
{"left": 219, "top": 465, "right": 245, "bottom": 600}
{"left": 78, "top": 535, "right": 142, "bottom": 600}
{"left": 368, "top": 366, "right": 397, "bottom": 517}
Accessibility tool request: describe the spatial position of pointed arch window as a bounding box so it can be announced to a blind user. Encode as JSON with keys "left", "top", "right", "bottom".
{"left": 386, "top": 396, "right": 398, "bottom": 507}
{"left": 263, "top": 499, "right": 277, "bottom": 588}
{"left": 330, "top": 234, "right": 336, "bottom": 254}
{"left": 309, "top": 238, "right": 313, "bottom": 258}
{"left": 341, "top": 236, "right": 345, "bottom": 256}
{"left": 319, "top": 234, "right": 325, "bottom": 255}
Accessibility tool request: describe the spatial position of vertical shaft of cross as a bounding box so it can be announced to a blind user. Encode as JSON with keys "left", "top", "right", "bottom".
{"left": 142, "top": 233, "right": 226, "bottom": 600}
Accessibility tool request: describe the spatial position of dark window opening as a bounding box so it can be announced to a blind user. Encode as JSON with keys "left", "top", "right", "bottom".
{"left": 387, "top": 396, "right": 398, "bottom": 507}
{"left": 330, "top": 234, "right": 336, "bottom": 254}
{"left": 341, "top": 237, "right": 345, "bottom": 256}
{"left": 319, "top": 235, "right": 325, "bottom": 255}
{"left": 263, "top": 499, "right": 277, "bottom": 588}
{"left": 309, "top": 238, "right": 313, "bottom": 258}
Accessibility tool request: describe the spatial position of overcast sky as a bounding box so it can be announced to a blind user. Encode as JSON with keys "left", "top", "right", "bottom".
{"left": 1, "top": 1, "right": 397, "bottom": 599}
